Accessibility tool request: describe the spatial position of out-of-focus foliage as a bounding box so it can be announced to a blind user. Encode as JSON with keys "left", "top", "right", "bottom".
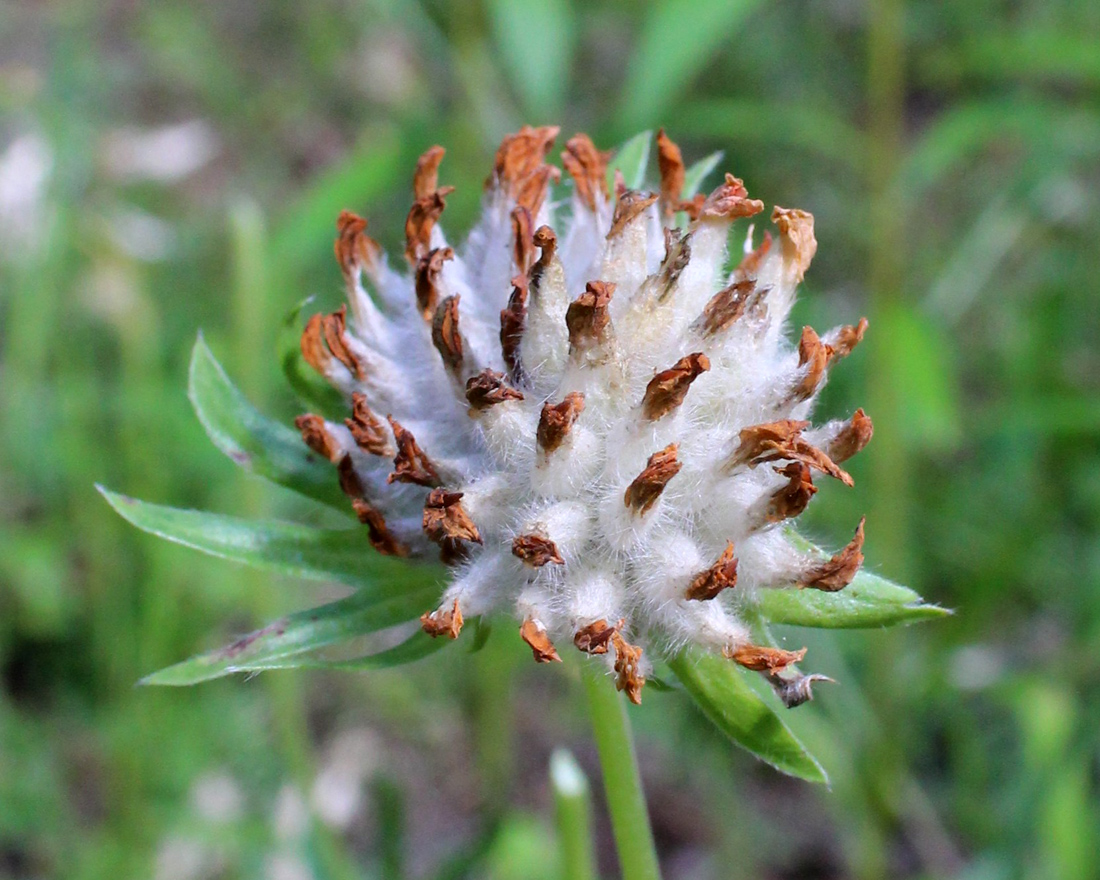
{"left": 1, "top": 1, "right": 1098, "bottom": 879}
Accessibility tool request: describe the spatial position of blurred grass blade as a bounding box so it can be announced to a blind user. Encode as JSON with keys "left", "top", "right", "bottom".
{"left": 98, "top": 486, "right": 442, "bottom": 592}
{"left": 487, "top": 0, "right": 574, "bottom": 119}
{"left": 606, "top": 130, "right": 652, "bottom": 192}
{"left": 189, "top": 332, "right": 348, "bottom": 511}
{"left": 617, "top": 0, "right": 764, "bottom": 132}
{"left": 550, "top": 749, "right": 597, "bottom": 880}
{"left": 141, "top": 587, "right": 440, "bottom": 685}
{"left": 667, "top": 650, "right": 828, "bottom": 783}
{"left": 682, "top": 151, "right": 723, "bottom": 198}
{"left": 279, "top": 298, "right": 348, "bottom": 418}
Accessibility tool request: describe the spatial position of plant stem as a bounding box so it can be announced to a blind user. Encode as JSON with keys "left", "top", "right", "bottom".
{"left": 581, "top": 665, "right": 661, "bottom": 880}
{"left": 551, "top": 749, "right": 597, "bottom": 880}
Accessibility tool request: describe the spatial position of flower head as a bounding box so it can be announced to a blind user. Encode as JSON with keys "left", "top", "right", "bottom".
{"left": 294, "top": 127, "right": 873, "bottom": 705}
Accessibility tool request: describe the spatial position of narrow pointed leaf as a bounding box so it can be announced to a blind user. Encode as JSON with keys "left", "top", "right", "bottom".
{"left": 278, "top": 298, "right": 348, "bottom": 419}
{"left": 606, "top": 131, "right": 652, "bottom": 192}
{"left": 98, "top": 486, "right": 442, "bottom": 593}
{"left": 245, "top": 629, "right": 447, "bottom": 671}
{"left": 141, "top": 587, "right": 440, "bottom": 685}
{"left": 667, "top": 650, "right": 828, "bottom": 784}
{"left": 188, "top": 333, "right": 348, "bottom": 511}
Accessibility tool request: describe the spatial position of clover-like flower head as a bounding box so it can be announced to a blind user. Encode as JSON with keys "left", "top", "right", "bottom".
{"left": 294, "top": 127, "right": 874, "bottom": 706}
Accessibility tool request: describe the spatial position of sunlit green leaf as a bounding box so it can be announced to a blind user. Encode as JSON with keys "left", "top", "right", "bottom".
{"left": 606, "top": 131, "right": 652, "bottom": 192}
{"left": 98, "top": 486, "right": 442, "bottom": 593}
{"left": 667, "top": 650, "right": 827, "bottom": 783}
{"left": 278, "top": 298, "right": 349, "bottom": 418}
{"left": 188, "top": 333, "right": 347, "bottom": 511}
{"left": 487, "top": 0, "right": 573, "bottom": 118}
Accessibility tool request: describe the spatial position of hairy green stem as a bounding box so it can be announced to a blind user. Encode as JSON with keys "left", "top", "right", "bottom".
{"left": 581, "top": 666, "right": 661, "bottom": 880}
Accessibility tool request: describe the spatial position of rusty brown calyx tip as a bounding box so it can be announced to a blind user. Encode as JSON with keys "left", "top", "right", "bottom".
{"left": 826, "top": 317, "right": 869, "bottom": 364}
{"left": 465, "top": 369, "right": 524, "bottom": 413}
{"left": 686, "top": 542, "right": 738, "bottom": 601}
{"left": 698, "top": 279, "right": 759, "bottom": 336}
{"left": 334, "top": 210, "right": 381, "bottom": 277}
{"left": 499, "top": 276, "right": 528, "bottom": 383}
{"left": 405, "top": 186, "right": 454, "bottom": 265}
{"left": 432, "top": 295, "right": 464, "bottom": 371}
{"left": 537, "top": 392, "right": 585, "bottom": 454}
{"left": 295, "top": 414, "right": 342, "bottom": 463}
{"left": 612, "top": 632, "right": 645, "bottom": 704}
{"left": 413, "top": 146, "right": 446, "bottom": 200}
{"left": 683, "top": 173, "right": 765, "bottom": 222}
{"left": 561, "top": 134, "right": 611, "bottom": 211}
{"left": 415, "top": 246, "right": 455, "bottom": 322}
{"left": 301, "top": 307, "right": 367, "bottom": 381}
{"left": 732, "top": 231, "right": 773, "bottom": 284}
{"left": 346, "top": 393, "right": 393, "bottom": 457}
{"left": 566, "top": 281, "right": 615, "bottom": 351}
{"left": 792, "top": 326, "right": 828, "bottom": 402}
{"left": 800, "top": 517, "right": 866, "bottom": 591}
{"left": 656, "top": 128, "right": 685, "bottom": 218}
{"left": 624, "top": 444, "right": 682, "bottom": 515}
{"left": 731, "top": 418, "right": 853, "bottom": 486}
{"left": 421, "top": 599, "right": 463, "bottom": 639}
{"left": 641, "top": 352, "right": 710, "bottom": 421}
{"left": 772, "top": 206, "right": 817, "bottom": 282}
{"left": 828, "top": 408, "right": 874, "bottom": 463}
{"left": 767, "top": 462, "right": 817, "bottom": 523}
{"left": 512, "top": 533, "right": 565, "bottom": 567}
{"left": 574, "top": 619, "right": 618, "bottom": 655}
{"left": 608, "top": 190, "right": 659, "bottom": 239}
{"left": 725, "top": 643, "right": 807, "bottom": 673}
{"left": 490, "top": 125, "right": 560, "bottom": 194}
{"left": 422, "top": 488, "right": 482, "bottom": 546}
{"left": 351, "top": 498, "right": 409, "bottom": 557}
{"left": 387, "top": 417, "right": 441, "bottom": 486}
{"left": 520, "top": 618, "right": 562, "bottom": 663}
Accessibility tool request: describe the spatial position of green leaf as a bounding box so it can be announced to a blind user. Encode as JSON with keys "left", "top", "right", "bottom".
{"left": 98, "top": 486, "right": 442, "bottom": 593}
{"left": 681, "top": 151, "right": 723, "bottom": 199}
{"left": 667, "top": 650, "right": 828, "bottom": 783}
{"left": 188, "top": 333, "right": 348, "bottom": 512}
{"left": 141, "top": 589, "right": 441, "bottom": 685}
{"left": 248, "top": 629, "right": 447, "bottom": 671}
{"left": 606, "top": 131, "right": 652, "bottom": 192}
{"left": 278, "top": 298, "right": 348, "bottom": 418}
{"left": 487, "top": 0, "right": 574, "bottom": 119}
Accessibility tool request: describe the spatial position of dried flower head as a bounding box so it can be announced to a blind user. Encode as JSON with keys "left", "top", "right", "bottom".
{"left": 292, "top": 126, "right": 878, "bottom": 706}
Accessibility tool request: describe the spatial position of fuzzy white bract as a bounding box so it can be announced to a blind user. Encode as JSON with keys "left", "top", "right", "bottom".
{"left": 295, "top": 127, "right": 873, "bottom": 705}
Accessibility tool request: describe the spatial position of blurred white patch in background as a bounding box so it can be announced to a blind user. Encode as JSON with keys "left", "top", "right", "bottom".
{"left": 0, "top": 132, "right": 53, "bottom": 259}
{"left": 100, "top": 120, "right": 218, "bottom": 183}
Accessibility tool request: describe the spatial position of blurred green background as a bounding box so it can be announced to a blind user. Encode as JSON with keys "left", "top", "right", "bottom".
{"left": 2, "top": 0, "right": 1099, "bottom": 878}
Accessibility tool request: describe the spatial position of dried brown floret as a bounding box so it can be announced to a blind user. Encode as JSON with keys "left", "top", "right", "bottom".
{"left": 520, "top": 618, "right": 562, "bottom": 663}
{"left": 826, "top": 317, "right": 869, "bottom": 363}
{"left": 624, "top": 444, "right": 681, "bottom": 515}
{"left": 698, "top": 280, "right": 757, "bottom": 336}
{"left": 421, "top": 599, "right": 463, "bottom": 639}
{"left": 499, "top": 277, "right": 527, "bottom": 383}
{"left": 641, "top": 352, "right": 710, "bottom": 421}
{"left": 656, "top": 128, "right": 685, "bottom": 218}
{"left": 334, "top": 210, "right": 381, "bottom": 278}
{"left": 725, "top": 643, "right": 807, "bottom": 673}
{"left": 404, "top": 186, "right": 454, "bottom": 264}
{"left": 731, "top": 418, "right": 853, "bottom": 486}
{"left": 351, "top": 498, "right": 409, "bottom": 557}
{"left": 530, "top": 225, "right": 558, "bottom": 289}
{"left": 767, "top": 671, "right": 833, "bottom": 708}
{"left": 490, "top": 125, "right": 560, "bottom": 195}
{"left": 422, "top": 489, "right": 483, "bottom": 545}
{"left": 612, "top": 632, "right": 645, "bottom": 705}
{"left": 573, "top": 619, "right": 618, "bottom": 655}
{"left": 792, "top": 326, "right": 827, "bottom": 401}
{"left": 345, "top": 393, "right": 393, "bottom": 456}
{"left": 828, "top": 409, "right": 874, "bottom": 463}
{"left": 561, "top": 134, "right": 611, "bottom": 211}
{"left": 465, "top": 369, "right": 524, "bottom": 412}
{"left": 511, "top": 206, "right": 535, "bottom": 275}
{"left": 322, "top": 306, "right": 367, "bottom": 380}
{"left": 686, "top": 542, "right": 738, "bottom": 601}
{"left": 657, "top": 228, "right": 692, "bottom": 296}
{"left": 731, "top": 231, "right": 773, "bottom": 283}
{"left": 772, "top": 206, "right": 817, "bottom": 283}
{"left": 566, "top": 281, "right": 615, "bottom": 352}
{"left": 694, "top": 174, "right": 765, "bottom": 222}
{"left": 413, "top": 145, "right": 446, "bottom": 200}
{"left": 515, "top": 164, "right": 560, "bottom": 219}
{"left": 300, "top": 313, "right": 332, "bottom": 375}
{"left": 415, "top": 246, "right": 454, "bottom": 321}
{"left": 337, "top": 454, "right": 365, "bottom": 499}
{"left": 537, "top": 392, "right": 585, "bottom": 453}
{"left": 512, "top": 534, "right": 565, "bottom": 567}
{"left": 766, "top": 462, "right": 817, "bottom": 523}
{"left": 432, "top": 295, "right": 464, "bottom": 371}
{"left": 607, "top": 190, "right": 659, "bottom": 239}
{"left": 800, "top": 517, "right": 865, "bottom": 591}
{"left": 294, "top": 414, "right": 342, "bottom": 463}
{"left": 387, "top": 417, "right": 441, "bottom": 486}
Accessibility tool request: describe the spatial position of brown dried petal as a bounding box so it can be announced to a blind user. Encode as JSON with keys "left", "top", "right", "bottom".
{"left": 828, "top": 409, "right": 874, "bottom": 463}
{"left": 686, "top": 542, "right": 738, "bottom": 601}
{"left": 531, "top": 224, "right": 558, "bottom": 287}
{"left": 624, "top": 444, "right": 681, "bottom": 515}
{"left": 514, "top": 164, "right": 560, "bottom": 219}
{"left": 697, "top": 174, "right": 765, "bottom": 222}
{"left": 766, "top": 462, "right": 817, "bottom": 523}
{"left": 732, "top": 231, "right": 773, "bottom": 283}
{"left": 792, "top": 326, "right": 827, "bottom": 401}
{"left": 826, "top": 317, "right": 869, "bottom": 364}
{"left": 404, "top": 186, "right": 454, "bottom": 264}
{"left": 415, "top": 246, "right": 454, "bottom": 321}
{"left": 346, "top": 393, "right": 393, "bottom": 456}
{"left": 413, "top": 145, "right": 445, "bottom": 200}
{"left": 432, "top": 295, "right": 464, "bottom": 371}
{"left": 295, "top": 414, "right": 342, "bottom": 462}
{"left": 490, "top": 125, "right": 560, "bottom": 194}
{"left": 607, "top": 190, "right": 659, "bottom": 239}
{"left": 300, "top": 313, "right": 333, "bottom": 376}
{"left": 729, "top": 420, "right": 810, "bottom": 469}
{"left": 512, "top": 534, "right": 565, "bottom": 567}
{"left": 726, "top": 643, "right": 807, "bottom": 673}
{"left": 641, "top": 352, "right": 710, "bottom": 421}
{"left": 387, "top": 417, "right": 441, "bottom": 486}
{"left": 334, "top": 211, "right": 381, "bottom": 278}
{"left": 698, "top": 280, "right": 756, "bottom": 336}
{"left": 612, "top": 632, "right": 645, "bottom": 705}
{"left": 465, "top": 368, "right": 524, "bottom": 412}
{"left": 772, "top": 206, "right": 817, "bottom": 283}
{"left": 351, "top": 498, "right": 409, "bottom": 557}
{"left": 800, "top": 517, "right": 865, "bottom": 591}
{"left": 422, "top": 489, "right": 482, "bottom": 545}
{"left": 520, "top": 618, "right": 562, "bottom": 663}
{"left": 421, "top": 599, "right": 463, "bottom": 639}
{"left": 537, "top": 392, "right": 585, "bottom": 453}
{"left": 574, "top": 619, "right": 618, "bottom": 655}
{"left": 512, "top": 206, "right": 535, "bottom": 275}
{"left": 656, "top": 128, "right": 685, "bottom": 218}
{"left": 658, "top": 228, "right": 692, "bottom": 296}
{"left": 561, "top": 134, "right": 611, "bottom": 211}
{"left": 566, "top": 281, "right": 615, "bottom": 352}
{"left": 322, "top": 306, "right": 366, "bottom": 380}
{"left": 337, "top": 454, "right": 365, "bottom": 499}
{"left": 500, "top": 278, "right": 527, "bottom": 383}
